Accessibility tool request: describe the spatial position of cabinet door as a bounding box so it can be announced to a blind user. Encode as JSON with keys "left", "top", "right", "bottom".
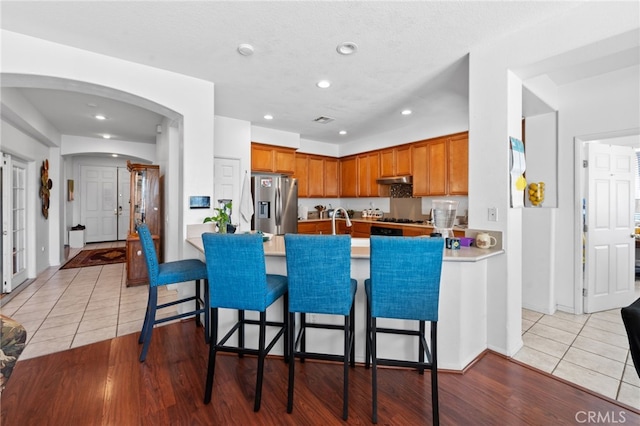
{"left": 403, "top": 226, "right": 428, "bottom": 237}
{"left": 448, "top": 133, "right": 468, "bottom": 195}
{"left": 351, "top": 221, "right": 371, "bottom": 237}
{"left": 395, "top": 145, "right": 412, "bottom": 176}
{"left": 251, "top": 144, "right": 274, "bottom": 172}
{"left": 340, "top": 156, "right": 358, "bottom": 197}
{"left": 274, "top": 149, "right": 296, "bottom": 174}
{"left": 379, "top": 149, "right": 395, "bottom": 177}
{"left": 297, "top": 221, "right": 317, "bottom": 234}
{"left": 324, "top": 158, "right": 340, "bottom": 197}
{"left": 294, "top": 155, "right": 309, "bottom": 198}
{"left": 428, "top": 139, "right": 447, "bottom": 195}
{"left": 126, "top": 235, "right": 159, "bottom": 287}
{"left": 307, "top": 156, "right": 324, "bottom": 197}
{"left": 412, "top": 144, "right": 429, "bottom": 196}
{"left": 357, "top": 156, "right": 369, "bottom": 197}
{"left": 316, "top": 221, "right": 332, "bottom": 235}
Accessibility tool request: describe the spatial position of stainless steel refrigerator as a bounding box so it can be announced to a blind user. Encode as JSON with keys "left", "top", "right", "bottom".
{"left": 251, "top": 174, "right": 298, "bottom": 235}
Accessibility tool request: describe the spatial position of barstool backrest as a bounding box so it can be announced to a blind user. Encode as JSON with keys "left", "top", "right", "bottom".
{"left": 369, "top": 236, "right": 444, "bottom": 321}
{"left": 284, "top": 234, "right": 353, "bottom": 315}
{"left": 202, "top": 233, "right": 269, "bottom": 311}
{"left": 137, "top": 223, "right": 159, "bottom": 287}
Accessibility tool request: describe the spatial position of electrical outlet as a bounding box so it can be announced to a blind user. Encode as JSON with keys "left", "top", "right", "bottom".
{"left": 488, "top": 207, "right": 498, "bottom": 222}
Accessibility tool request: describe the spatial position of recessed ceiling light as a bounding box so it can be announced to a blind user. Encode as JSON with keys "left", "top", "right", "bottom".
{"left": 112, "top": 154, "right": 118, "bottom": 157}
{"left": 264, "top": 114, "right": 273, "bottom": 120}
{"left": 339, "top": 130, "right": 347, "bottom": 135}
{"left": 316, "top": 80, "right": 331, "bottom": 89}
{"left": 336, "top": 41, "right": 358, "bottom": 55}
{"left": 237, "top": 43, "right": 254, "bottom": 56}
{"left": 102, "top": 134, "right": 111, "bottom": 139}
{"left": 401, "top": 109, "right": 412, "bottom": 115}
{"left": 95, "top": 114, "right": 107, "bottom": 120}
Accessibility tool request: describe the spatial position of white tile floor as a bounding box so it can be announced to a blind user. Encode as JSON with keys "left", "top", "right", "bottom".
{"left": 3, "top": 244, "right": 639, "bottom": 410}
{"left": 515, "top": 305, "right": 640, "bottom": 410}
{"left": 0, "top": 242, "right": 181, "bottom": 361}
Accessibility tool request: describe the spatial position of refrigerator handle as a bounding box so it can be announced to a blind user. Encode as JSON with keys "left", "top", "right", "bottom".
{"left": 275, "top": 186, "right": 281, "bottom": 226}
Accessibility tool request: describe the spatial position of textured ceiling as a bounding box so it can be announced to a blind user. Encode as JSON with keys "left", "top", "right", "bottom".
{"left": 1, "top": 1, "right": 637, "bottom": 145}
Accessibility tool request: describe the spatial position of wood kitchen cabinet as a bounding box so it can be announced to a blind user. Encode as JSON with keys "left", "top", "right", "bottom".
{"left": 294, "top": 154, "right": 339, "bottom": 198}
{"left": 351, "top": 221, "right": 372, "bottom": 238}
{"left": 340, "top": 155, "right": 358, "bottom": 197}
{"left": 447, "top": 133, "right": 469, "bottom": 195}
{"left": 380, "top": 144, "right": 412, "bottom": 177}
{"left": 324, "top": 158, "right": 340, "bottom": 197}
{"left": 294, "top": 155, "right": 309, "bottom": 198}
{"left": 357, "top": 152, "right": 382, "bottom": 197}
{"left": 298, "top": 220, "right": 348, "bottom": 235}
{"left": 412, "top": 137, "right": 446, "bottom": 196}
{"left": 412, "top": 132, "right": 467, "bottom": 196}
{"left": 251, "top": 143, "right": 296, "bottom": 174}
{"left": 126, "top": 162, "right": 161, "bottom": 286}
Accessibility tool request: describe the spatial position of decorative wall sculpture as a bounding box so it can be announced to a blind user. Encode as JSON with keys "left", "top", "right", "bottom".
{"left": 40, "top": 159, "right": 52, "bottom": 219}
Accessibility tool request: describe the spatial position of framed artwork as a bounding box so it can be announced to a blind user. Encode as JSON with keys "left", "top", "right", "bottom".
{"left": 68, "top": 179, "right": 74, "bottom": 201}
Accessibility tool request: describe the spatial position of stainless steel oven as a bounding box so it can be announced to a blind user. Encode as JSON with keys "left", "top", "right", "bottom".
{"left": 370, "top": 225, "right": 403, "bottom": 237}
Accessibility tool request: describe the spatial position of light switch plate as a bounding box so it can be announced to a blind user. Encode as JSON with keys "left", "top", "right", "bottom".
{"left": 488, "top": 207, "right": 498, "bottom": 221}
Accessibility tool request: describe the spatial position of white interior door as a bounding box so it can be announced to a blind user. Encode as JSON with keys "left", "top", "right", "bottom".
{"left": 117, "top": 167, "right": 130, "bottom": 240}
{"left": 2, "top": 154, "right": 10, "bottom": 293}
{"left": 2, "top": 155, "right": 28, "bottom": 292}
{"left": 213, "top": 157, "right": 240, "bottom": 225}
{"left": 81, "top": 165, "right": 118, "bottom": 243}
{"left": 584, "top": 142, "right": 636, "bottom": 313}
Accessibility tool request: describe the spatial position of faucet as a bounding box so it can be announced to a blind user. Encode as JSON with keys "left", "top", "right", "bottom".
{"left": 332, "top": 207, "right": 352, "bottom": 235}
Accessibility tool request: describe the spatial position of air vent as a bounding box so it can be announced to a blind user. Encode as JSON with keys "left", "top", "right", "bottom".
{"left": 313, "top": 116, "right": 335, "bottom": 124}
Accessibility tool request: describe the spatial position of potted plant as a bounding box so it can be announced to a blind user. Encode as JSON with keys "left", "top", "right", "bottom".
{"left": 204, "top": 201, "right": 233, "bottom": 233}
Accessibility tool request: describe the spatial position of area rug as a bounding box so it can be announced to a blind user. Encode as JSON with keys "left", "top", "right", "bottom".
{"left": 60, "top": 247, "right": 126, "bottom": 269}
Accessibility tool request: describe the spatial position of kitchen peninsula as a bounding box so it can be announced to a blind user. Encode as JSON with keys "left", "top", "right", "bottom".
{"left": 186, "top": 225, "right": 503, "bottom": 371}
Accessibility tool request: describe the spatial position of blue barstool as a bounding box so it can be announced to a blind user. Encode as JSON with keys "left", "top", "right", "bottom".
{"left": 137, "top": 223, "right": 209, "bottom": 362}
{"left": 365, "top": 235, "right": 444, "bottom": 424}
{"left": 201, "top": 232, "right": 288, "bottom": 412}
{"left": 284, "top": 234, "right": 357, "bottom": 420}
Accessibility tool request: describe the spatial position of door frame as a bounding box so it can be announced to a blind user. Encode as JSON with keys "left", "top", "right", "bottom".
{"left": 574, "top": 128, "right": 640, "bottom": 314}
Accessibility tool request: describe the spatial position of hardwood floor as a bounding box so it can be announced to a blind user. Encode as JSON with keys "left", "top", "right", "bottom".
{"left": 2, "top": 320, "right": 638, "bottom": 425}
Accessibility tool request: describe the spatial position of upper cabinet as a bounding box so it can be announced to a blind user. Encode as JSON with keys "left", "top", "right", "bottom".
{"left": 357, "top": 152, "right": 383, "bottom": 197}
{"left": 294, "top": 153, "right": 340, "bottom": 198}
{"left": 412, "top": 132, "right": 468, "bottom": 196}
{"left": 251, "top": 142, "right": 296, "bottom": 174}
{"left": 447, "top": 133, "right": 469, "bottom": 195}
{"left": 380, "top": 144, "right": 412, "bottom": 177}
{"left": 340, "top": 156, "right": 358, "bottom": 197}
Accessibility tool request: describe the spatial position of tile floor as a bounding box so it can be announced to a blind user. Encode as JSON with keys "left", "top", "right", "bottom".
{"left": 515, "top": 304, "right": 640, "bottom": 410}
{"left": 2, "top": 244, "right": 639, "bottom": 411}
{"left": 0, "top": 241, "right": 181, "bottom": 361}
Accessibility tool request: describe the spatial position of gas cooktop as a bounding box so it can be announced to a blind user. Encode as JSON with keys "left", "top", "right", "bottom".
{"left": 378, "top": 218, "right": 424, "bottom": 224}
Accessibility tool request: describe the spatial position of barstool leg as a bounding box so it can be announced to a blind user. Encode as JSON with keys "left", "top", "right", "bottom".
{"left": 287, "top": 311, "right": 296, "bottom": 414}
{"left": 342, "top": 314, "right": 349, "bottom": 420}
{"left": 371, "top": 317, "right": 378, "bottom": 424}
{"left": 204, "top": 308, "right": 218, "bottom": 404}
{"left": 238, "top": 309, "right": 245, "bottom": 358}
{"left": 431, "top": 322, "right": 439, "bottom": 425}
{"left": 194, "top": 279, "right": 202, "bottom": 328}
{"left": 254, "top": 311, "right": 267, "bottom": 412}
{"left": 139, "top": 286, "right": 158, "bottom": 362}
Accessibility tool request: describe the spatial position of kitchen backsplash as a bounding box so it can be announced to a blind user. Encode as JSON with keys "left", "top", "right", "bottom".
{"left": 390, "top": 183, "right": 413, "bottom": 198}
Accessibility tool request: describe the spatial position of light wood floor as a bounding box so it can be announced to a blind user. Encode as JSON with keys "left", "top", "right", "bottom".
{"left": 2, "top": 319, "right": 638, "bottom": 425}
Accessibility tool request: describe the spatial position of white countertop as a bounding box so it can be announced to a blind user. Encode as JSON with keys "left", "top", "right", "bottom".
{"left": 186, "top": 234, "right": 503, "bottom": 262}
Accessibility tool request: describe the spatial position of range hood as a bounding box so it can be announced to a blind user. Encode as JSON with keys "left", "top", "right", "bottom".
{"left": 376, "top": 175, "right": 413, "bottom": 185}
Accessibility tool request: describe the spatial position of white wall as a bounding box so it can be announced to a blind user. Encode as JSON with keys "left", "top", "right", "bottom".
{"left": 555, "top": 65, "right": 640, "bottom": 312}
{"left": 1, "top": 121, "right": 52, "bottom": 275}
{"left": 2, "top": 29, "right": 215, "bottom": 262}
{"left": 252, "top": 125, "right": 299, "bottom": 149}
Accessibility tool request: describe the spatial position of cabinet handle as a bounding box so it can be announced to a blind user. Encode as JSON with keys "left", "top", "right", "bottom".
{"left": 137, "top": 250, "right": 142, "bottom": 256}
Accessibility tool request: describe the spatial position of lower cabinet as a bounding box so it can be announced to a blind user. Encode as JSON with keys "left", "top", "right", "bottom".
{"left": 297, "top": 220, "right": 349, "bottom": 235}
{"left": 126, "top": 234, "right": 160, "bottom": 286}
